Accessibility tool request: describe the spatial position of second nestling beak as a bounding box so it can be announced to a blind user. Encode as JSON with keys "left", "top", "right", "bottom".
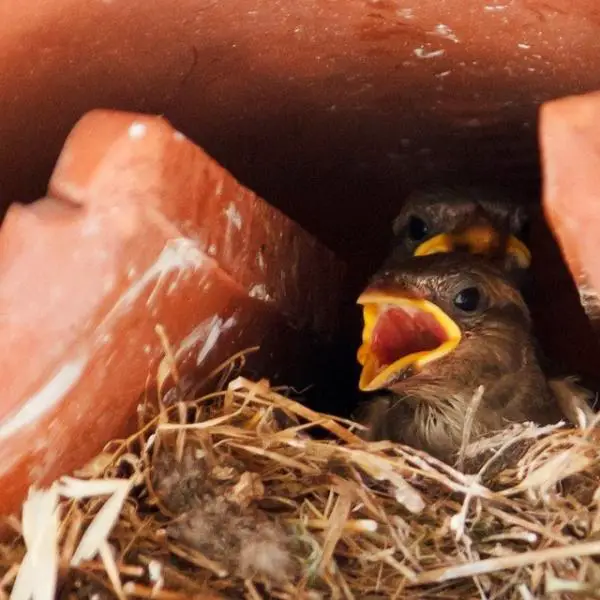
{"left": 356, "top": 290, "right": 462, "bottom": 392}
{"left": 413, "top": 224, "right": 531, "bottom": 269}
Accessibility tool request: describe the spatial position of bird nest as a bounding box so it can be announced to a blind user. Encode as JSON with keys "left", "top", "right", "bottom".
{"left": 3, "top": 353, "right": 600, "bottom": 600}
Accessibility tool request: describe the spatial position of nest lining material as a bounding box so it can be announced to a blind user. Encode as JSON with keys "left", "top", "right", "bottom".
{"left": 4, "top": 349, "right": 600, "bottom": 600}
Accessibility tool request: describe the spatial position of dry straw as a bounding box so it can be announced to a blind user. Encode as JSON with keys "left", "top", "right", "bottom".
{"left": 2, "top": 349, "right": 600, "bottom": 599}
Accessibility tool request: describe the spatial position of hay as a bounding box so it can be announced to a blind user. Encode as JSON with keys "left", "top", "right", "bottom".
{"left": 3, "top": 352, "right": 600, "bottom": 600}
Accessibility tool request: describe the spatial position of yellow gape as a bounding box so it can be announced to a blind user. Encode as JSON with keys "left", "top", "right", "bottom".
{"left": 356, "top": 292, "right": 462, "bottom": 392}
{"left": 414, "top": 225, "right": 531, "bottom": 269}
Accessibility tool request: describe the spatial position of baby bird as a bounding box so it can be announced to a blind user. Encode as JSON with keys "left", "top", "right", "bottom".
{"left": 389, "top": 186, "right": 532, "bottom": 287}
{"left": 389, "top": 186, "right": 596, "bottom": 420}
{"left": 355, "top": 252, "right": 562, "bottom": 462}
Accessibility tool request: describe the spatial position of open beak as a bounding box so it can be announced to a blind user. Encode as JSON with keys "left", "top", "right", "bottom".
{"left": 414, "top": 225, "right": 531, "bottom": 269}
{"left": 356, "top": 291, "right": 462, "bottom": 392}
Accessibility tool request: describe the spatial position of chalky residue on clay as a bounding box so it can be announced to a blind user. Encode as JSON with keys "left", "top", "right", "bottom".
{"left": 0, "top": 238, "right": 208, "bottom": 449}
{"left": 256, "top": 250, "right": 266, "bottom": 271}
{"left": 413, "top": 47, "right": 445, "bottom": 59}
{"left": 224, "top": 202, "right": 243, "bottom": 230}
{"left": 432, "top": 24, "right": 459, "bottom": 43}
{"left": 128, "top": 122, "right": 147, "bottom": 139}
{"left": 108, "top": 238, "right": 206, "bottom": 316}
{"left": 175, "top": 314, "right": 237, "bottom": 367}
{"left": 0, "top": 356, "right": 88, "bottom": 441}
{"left": 196, "top": 316, "right": 237, "bottom": 366}
{"left": 577, "top": 276, "right": 600, "bottom": 323}
{"left": 249, "top": 284, "right": 272, "bottom": 301}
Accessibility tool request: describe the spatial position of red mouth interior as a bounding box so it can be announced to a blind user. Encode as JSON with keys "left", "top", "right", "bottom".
{"left": 370, "top": 306, "right": 449, "bottom": 369}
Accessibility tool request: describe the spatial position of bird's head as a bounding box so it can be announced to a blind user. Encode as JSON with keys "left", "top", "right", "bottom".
{"left": 390, "top": 186, "right": 532, "bottom": 280}
{"left": 356, "top": 252, "right": 531, "bottom": 392}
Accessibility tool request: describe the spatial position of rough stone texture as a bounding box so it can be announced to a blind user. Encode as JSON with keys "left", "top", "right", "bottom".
{"left": 0, "top": 109, "right": 345, "bottom": 515}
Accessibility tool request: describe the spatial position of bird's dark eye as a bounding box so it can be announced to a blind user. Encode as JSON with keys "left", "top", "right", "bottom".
{"left": 453, "top": 287, "right": 481, "bottom": 313}
{"left": 407, "top": 216, "right": 429, "bottom": 241}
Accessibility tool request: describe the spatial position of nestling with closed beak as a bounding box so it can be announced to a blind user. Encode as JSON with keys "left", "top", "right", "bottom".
{"left": 355, "top": 252, "right": 563, "bottom": 462}
{"left": 389, "top": 186, "right": 532, "bottom": 288}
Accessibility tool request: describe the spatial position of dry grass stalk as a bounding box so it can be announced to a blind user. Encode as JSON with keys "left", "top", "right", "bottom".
{"left": 2, "top": 350, "right": 600, "bottom": 599}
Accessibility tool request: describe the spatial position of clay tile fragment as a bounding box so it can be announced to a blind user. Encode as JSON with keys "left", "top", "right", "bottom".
{"left": 0, "top": 109, "right": 346, "bottom": 516}
{"left": 540, "top": 91, "right": 600, "bottom": 329}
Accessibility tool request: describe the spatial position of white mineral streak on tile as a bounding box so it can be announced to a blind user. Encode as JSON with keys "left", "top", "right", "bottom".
{"left": 214, "top": 177, "right": 225, "bottom": 197}
{"left": 249, "top": 284, "right": 272, "bottom": 301}
{"left": 175, "top": 317, "right": 214, "bottom": 360}
{"left": 196, "top": 316, "right": 237, "bottom": 366}
{"left": 0, "top": 240, "right": 206, "bottom": 444}
{"left": 174, "top": 315, "right": 237, "bottom": 365}
{"left": 128, "top": 122, "right": 147, "bottom": 139}
{"left": 256, "top": 249, "right": 266, "bottom": 271}
{"left": 145, "top": 239, "right": 205, "bottom": 306}
{"left": 484, "top": 3, "right": 509, "bottom": 11}
{"left": 413, "top": 47, "right": 445, "bottom": 59}
{"left": 577, "top": 277, "right": 600, "bottom": 321}
{"left": 101, "top": 239, "right": 205, "bottom": 317}
{"left": 397, "top": 8, "right": 414, "bottom": 19}
{"left": 433, "top": 24, "right": 459, "bottom": 43}
{"left": 0, "top": 239, "right": 206, "bottom": 455}
{"left": 0, "top": 356, "right": 88, "bottom": 441}
{"left": 224, "top": 202, "right": 243, "bottom": 230}
{"left": 518, "top": 43, "right": 531, "bottom": 49}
